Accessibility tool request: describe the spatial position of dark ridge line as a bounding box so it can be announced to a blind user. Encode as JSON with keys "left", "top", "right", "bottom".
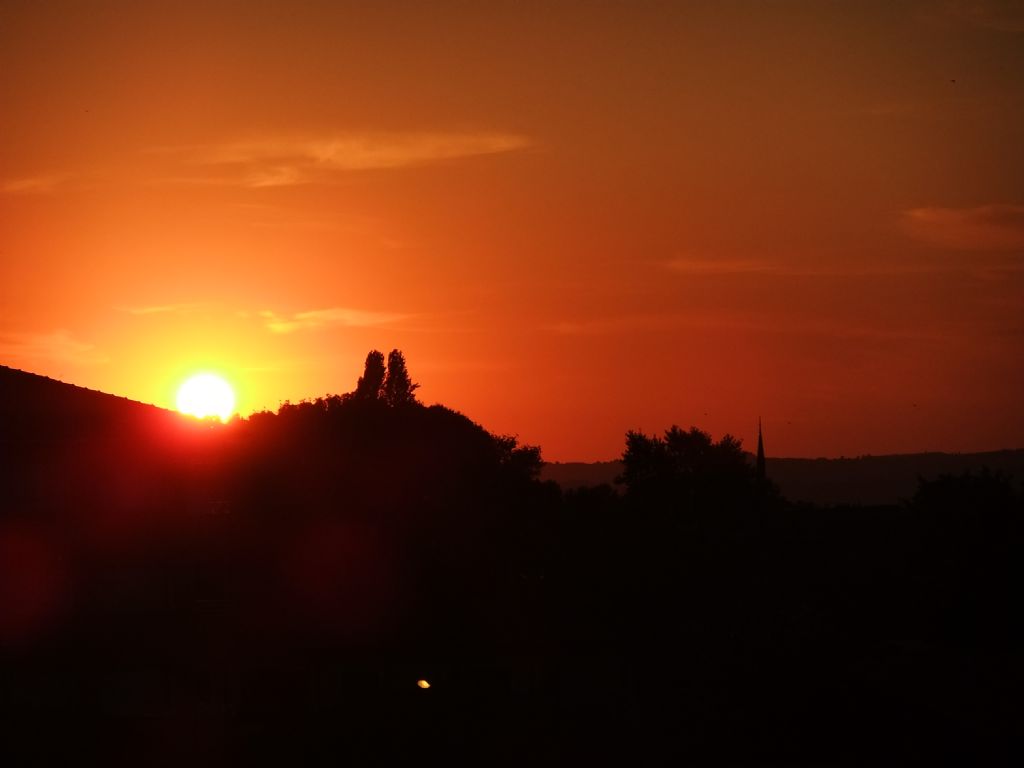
{"left": 0, "top": 363, "right": 176, "bottom": 414}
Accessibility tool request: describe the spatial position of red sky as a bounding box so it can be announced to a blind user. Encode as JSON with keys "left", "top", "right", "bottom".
{"left": 2, "top": 1, "right": 1023, "bottom": 461}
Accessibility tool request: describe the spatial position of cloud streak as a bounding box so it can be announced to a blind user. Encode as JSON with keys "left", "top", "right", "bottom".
{"left": 664, "top": 257, "right": 777, "bottom": 275}
{"left": 661, "top": 257, "right": 952, "bottom": 278}
{"left": 159, "top": 131, "right": 532, "bottom": 188}
{"left": 117, "top": 303, "right": 206, "bottom": 316}
{"left": 261, "top": 307, "right": 410, "bottom": 334}
{"left": 0, "top": 330, "right": 107, "bottom": 365}
{"left": 546, "top": 311, "right": 945, "bottom": 343}
{"left": 903, "top": 204, "right": 1024, "bottom": 251}
{"left": 1, "top": 175, "right": 65, "bottom": 195}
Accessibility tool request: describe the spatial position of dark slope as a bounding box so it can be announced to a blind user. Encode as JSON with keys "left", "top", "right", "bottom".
{"left": 0, "top": 364, "right": 184, "bottom": 439}
{"left": 0, "top": 365, "right": 221, "bottom": 528}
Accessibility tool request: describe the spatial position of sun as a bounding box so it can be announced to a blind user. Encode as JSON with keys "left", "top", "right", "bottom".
{"left": 176, "top": 373, "right": 236, "bottom": 422}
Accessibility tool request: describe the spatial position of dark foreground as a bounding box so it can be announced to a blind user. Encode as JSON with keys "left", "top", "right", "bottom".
{"left": 1, "top": 364, "right": 1019, "bottom": 765}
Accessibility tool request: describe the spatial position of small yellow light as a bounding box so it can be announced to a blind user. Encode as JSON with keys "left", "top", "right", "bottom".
{"left": 417, "top": 679, "right": 431, "bottom": 689}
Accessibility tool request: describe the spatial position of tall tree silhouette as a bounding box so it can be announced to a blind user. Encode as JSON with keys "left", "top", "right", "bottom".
{"left": 355, "top": 350, "right": 386, "bottom": 400}
{"left": 620, "top": 425, "right": 768, "bottom": 515}
{"left": 384, "top": 349, "right": 419, "bottom": 407}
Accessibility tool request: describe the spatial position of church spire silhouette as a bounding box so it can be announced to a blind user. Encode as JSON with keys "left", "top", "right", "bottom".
{"left": 756, "top": 418, "right": 766, "bottom": 479}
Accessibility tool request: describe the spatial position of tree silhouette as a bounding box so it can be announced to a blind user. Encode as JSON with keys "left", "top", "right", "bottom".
{"left": 492, "top": 434, "right": 544, "bottom": 480}
{"left": 384, "top": 349, "right": 419, "bottom": 407}
{"left": 354, "top": 350, "right": 386, "bottom": 401}
{"left": 620, "top": 425, "right": 769, "bottom": 516}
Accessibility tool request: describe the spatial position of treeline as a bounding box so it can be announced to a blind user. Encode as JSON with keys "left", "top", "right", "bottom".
{"left": 1, "top": 351, "right": 1019, "bottom": 765}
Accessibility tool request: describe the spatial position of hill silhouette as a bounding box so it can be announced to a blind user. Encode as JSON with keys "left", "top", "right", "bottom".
{"left": 0, "top": 364, "right": 191, "bottom": 436}
{"left": 544, "top": 449, "right": 1024, "bottom": 505}
{"left": 1, "top": 357, "right": 1019, "bottom": 765}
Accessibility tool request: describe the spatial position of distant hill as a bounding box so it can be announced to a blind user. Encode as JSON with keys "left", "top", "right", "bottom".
{"left": 543, "top": 450, "right": 1024, "bottom": 506}
{"left": 766, "top": 451, "right": 1024, "bottom": 505}
{"left": 541, "top": 460, "right": 625, "bottom": 491}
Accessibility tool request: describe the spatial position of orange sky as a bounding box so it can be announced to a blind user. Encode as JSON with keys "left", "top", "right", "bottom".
{"left": 2, "top": 1, "right": 1023, "bottom": 461}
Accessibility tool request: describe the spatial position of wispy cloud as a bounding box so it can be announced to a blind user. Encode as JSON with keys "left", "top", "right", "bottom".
{"left": 545, "top": 311, "right": 944, "bottom": 343}
{"left": 0, "top": 330, "right": 107, "bottom": 365}
{"left": 903, "top": 204, "right": 1024, "bottom": 250}
{"left": 156, "top": 131, "right": 532, "bottom": 188}
{"left": 261, "top": 307, "right": 410, "bottom": 334}
{"left": 666, "top": 249, "right": 1024, "bottom": 279}
{"left": 1, "top": 175, "right": 65, "bottom": 195}
{"left": 544, "top": 314, "right": 680, "bottom": 336}
{"left": 117, "top": 303, "right": 206, "bottom": 316}
{"left": 4, "top": 132, "right": 531, "bottom": 193}
{"left": 116, "top": 302, "right": 415, "bottom": 332}
{"left": 665, "top": 257, "right": 776, "bottom": 275}
{"left": 662, "top": 257, "right": 903, "bottom": 278}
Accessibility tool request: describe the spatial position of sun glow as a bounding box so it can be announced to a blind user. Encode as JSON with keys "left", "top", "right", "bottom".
{"left": 176, "top": 373, "right": 236, "bottom": 421}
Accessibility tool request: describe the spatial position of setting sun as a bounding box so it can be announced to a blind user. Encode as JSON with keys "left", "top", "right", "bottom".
{"left": 176, "top": 373, "right": 236, "bottom": 422}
